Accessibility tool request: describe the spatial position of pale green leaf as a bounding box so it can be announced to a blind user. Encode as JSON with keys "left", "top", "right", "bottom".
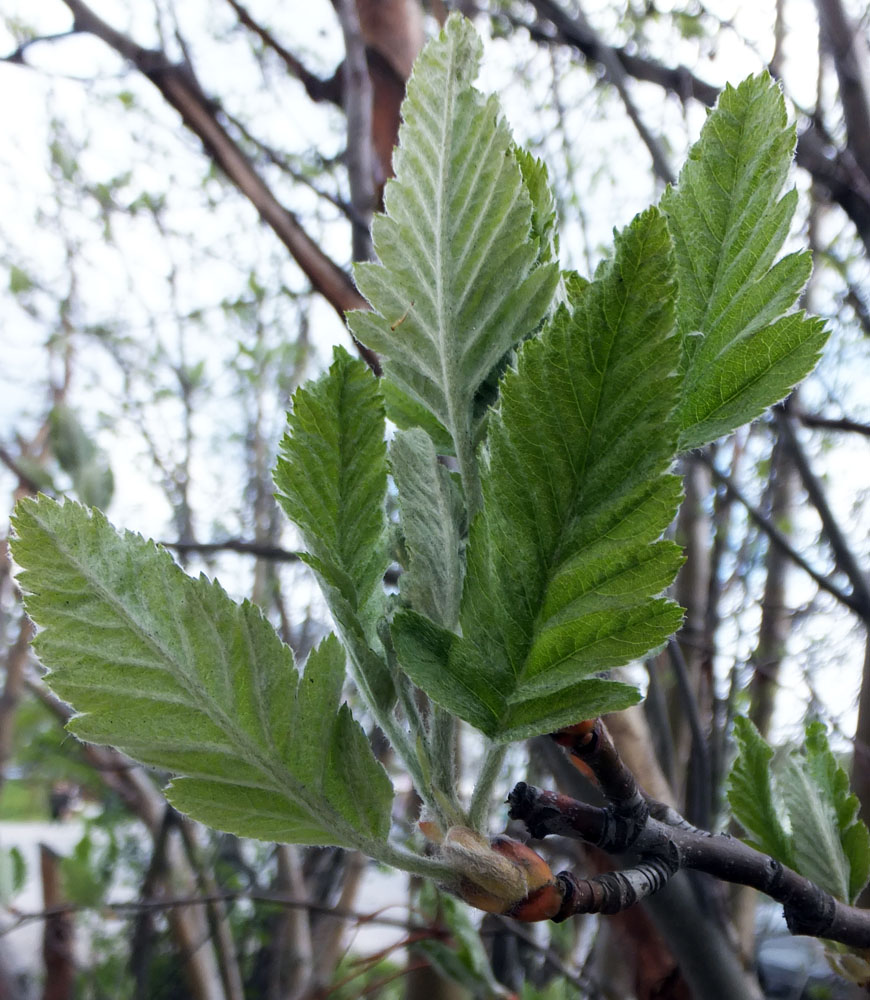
{"left": 394, "top": 207, "right": 685, "bottom": 741}
{"left": 391, "top": 428, "right": 465, "bottom": 629}
{"left": 804, "top": 722, "right": 870, "bottom": 902}
{"left": 347, "top": 14, "right": 559, "bottom": 475}
{"left": 780, "top": 757, "right": 850, "bottom": 902}
{"left": 11, "top": 497, "right": 392, "bottom": 850}
{"left": 661, "top": 73, "right": 828, "bottom": 451}
{"left": 727, "top": 716, "right": 794, "bottom": 865}
{"left": 274, "top": 346, "right": 393, "bottom": 710}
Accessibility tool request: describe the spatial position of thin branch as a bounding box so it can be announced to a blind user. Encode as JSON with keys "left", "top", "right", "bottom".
{"left": 223, "top": 0, "right": 341, "bottom": 105}
{"left": 0, "top": 30, "right": 78, "bottom": 64}
{"left": 161, "top": 538, "right": 302, "bottom": 562}
{"left": 795, "top": 411, "right": 870, "bottom": 437}
{"left": 667, "top": 638, "right": 712, "bottom": 828}
{"left": 698, "top": 452, "right": 862, "bottom": 615}
{"left": 50, "top": 0, "right": 381, "bottom": 373}
{"left": 335, "top": 0, "right": 377, "bottom": 262}
{"left": 775, "top": 406, "right": 870, "bottom": 619}
{"left": 529, "top": 0, "right": 675, "bottom": 184}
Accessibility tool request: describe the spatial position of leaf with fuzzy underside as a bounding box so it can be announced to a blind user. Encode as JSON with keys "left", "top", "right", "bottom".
{"left": 661, "top": 73, "right": 828, "bottom": 451}
{"left": 347, "top": 15, "right": 559, "bottom": 471}
{"left": 393, "top": 207, "right": 685, "bottom": 741}
{"left": 11, "top": 497, "right": 393, "bottom": 850}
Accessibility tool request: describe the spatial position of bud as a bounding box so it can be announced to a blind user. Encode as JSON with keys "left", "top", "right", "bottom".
{"left": 440, "top": 826, "right": 563, "bottom": 920}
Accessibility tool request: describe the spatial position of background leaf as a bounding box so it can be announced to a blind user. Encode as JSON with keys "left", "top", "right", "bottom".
{"left": 661, "top": 73, "right": 828, "bottom": 451}
{"left": 347, "top": 14, "right": 559, "bottom": 491}
{"left": 394, "top": 207, "right": 684, "bottom": 741}
{"left": 274, "top": 346, "right": 393, "bottom": 711}
{"left": 727, "top": 716, "right": 794, "bottom": 865}
{"left": 11, "top": 498, "right": 393, "bottom": 850}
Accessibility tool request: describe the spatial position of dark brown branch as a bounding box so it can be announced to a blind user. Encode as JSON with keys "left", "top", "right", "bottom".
{"left": 161, "top": 538, "right": 303, "bottom": 562}
{"left": 0, "top": 30, "right": 78, "bottom": 64}
{"left": 796, "top": 411, "right": 870, "bottom": 437}
{"left": 698, "top": 451, "right": 862, "bottom": 614}
{"left": 223, "top": 0, "right": 342, "bottom": 105}
{"left": 508, "top": 780, "right": 870, "bottom": 947}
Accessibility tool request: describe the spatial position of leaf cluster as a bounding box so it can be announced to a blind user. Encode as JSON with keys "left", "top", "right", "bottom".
{"left": 11, "top": 16, "right": 829, "bottom": 868}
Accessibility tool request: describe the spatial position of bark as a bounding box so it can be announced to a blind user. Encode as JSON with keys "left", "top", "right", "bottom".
{"left": 748, "top": 431, "right": 794, "bottom": 739}
{"left": 40, "top": 846, "right": 74, "bottom": 1000}
{"left": 672, "top": 458, "right": 712, "bottom": 827}
{"left": 0, "top": 617, "right": 33, "bottom": 795}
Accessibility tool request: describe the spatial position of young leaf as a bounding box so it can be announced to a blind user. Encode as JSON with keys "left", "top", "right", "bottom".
{"left": 391, "top": 428, "right": 465, "bottom": 629}
{"left": 394, "top": 207, "right": 685, "bottom": 741}
{"left": 780, "top": 757, "right": 851, "bottom": 902}
{"left": 661, "top": 73, "right": 828, "bottom": 452}
{"left": 274, "top": 346, "right": 393, "bottom": 711}
{"left": 11, "top": 497, "right": 393, "bottom": 850}
{"left": 804, "top": 723, "right": 870, "bottom": 902}
{"left": 347, "top": 14, "right": 559, "bottom": 498}
{"left": 727, "top": 716, "right": 794, "bottom": 865}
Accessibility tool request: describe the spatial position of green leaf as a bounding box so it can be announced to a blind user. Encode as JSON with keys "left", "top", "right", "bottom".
{"left": 391, "top": 428, "right": 465, "bottom": 629}
{"left": 381, "top": 379, "right": 455, "bottom": 456}
{"left": 274, "top": 346, "right": 393, "bottom": 710}
{"left": 515, "top": 146, "right": 558, "bottom": 266}
{"left": 727, "top": 716, "right": 794, "bottom": 865}
{"left": 11, "top": 497, "right": 393, "bottom": 850}
{"left": 780, "top": 756, "right": 850, "bottom": 902}
{"left": 661, "top": 73, "right": 828, "bottom": 451}
{"left": 804, "top": 722, "right": 870, "bottom": 902}
{"left": 394, "top": 207, "right": 684, "bottom": 741}
{"left": 347, "top": 14, "right": 559, "bottom": 485}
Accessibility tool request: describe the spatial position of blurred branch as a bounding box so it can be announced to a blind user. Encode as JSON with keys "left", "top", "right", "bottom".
{"left": 531, "top": 0, "right": 675, "bottom": 184}
{"left": 336, "top": 0, "right": 377, "bottom": 262}
{"left": 223, "top": 0, "right": 342, "bottom": 105}
{"left": 161, "top": 538, "right": 302, "bottom": 562}
{"left": 795, "top": 410, "right": 870, "bottom": 437}
{"left": 775, "top": 405, "right": 870, "bottom": 619}
{"left": 698, "top": 451, "right": 862, "bottom": 615}
{"left": 42, "top": 0, "right": 381, "bottom": 374}
{"left": 511, "top": 0, "right": 870, "bottom": 256}
{"left": 0, "top": 31, "right": 77, "bottom": 64}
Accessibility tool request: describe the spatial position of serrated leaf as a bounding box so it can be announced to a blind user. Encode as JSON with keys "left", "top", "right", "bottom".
{"left": 804, "top": 722, "right": 870, "bottom": 902}
{"left": 274, "top": 346, "right": 393, "bottom": 710}
{"left": 394, "top": 208, "right": 684, "bottom": 741}
{"left": 661, "top": 73, "right": 829, "bottom": 451}
{"left": 347, "top": 14, "right": 559, "bottom": 470}
{"left": 11, "top": 498, "right": 393, "bottom": 850}
{"left": 515, "top": 146, "right": 558, "bottom": 266}
{"left": 727, "top": 716, "right": 794, "bottom": 865}
{"left": 391, "top": 428, "right": 465, "bottom": 628}
{"left": 780, "top": 756, "right": 850, "bottom": 902}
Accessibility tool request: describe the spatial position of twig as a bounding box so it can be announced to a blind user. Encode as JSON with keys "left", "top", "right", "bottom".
{"left": 335, "top": 0, "right": 377, "bottom": 263}
{"left": 506, "top": 719, "right": 870, "bottom": 949}
{"left": 161, "top": 538, "right": 302, "bottom": 561}
{"left": 795, "top": 411, "right": 870, "bottom": 437}
{"left": 223, "top": 0, "right": 341, "bottom": 105}
{"left": 698, "top": 452, "right": 862, "bottom": 614}
{"left": 775, "top": 406, "right": 870, "bottom": 619}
